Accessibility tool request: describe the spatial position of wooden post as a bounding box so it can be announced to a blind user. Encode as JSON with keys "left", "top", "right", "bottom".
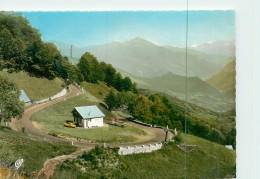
{"left": 165, "top": 129, "right": 169, "bottom": 142}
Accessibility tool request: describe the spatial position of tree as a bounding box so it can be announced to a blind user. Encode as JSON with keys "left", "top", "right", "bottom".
{"left": 149, "top": 94, "right": 171, "bottom": 126}
{"left": 128, "top": 94, "right": 153, "bottom": 123}
{"left": 0, "top": 28, "right": 28, "bottom": 71}
{"left": 122, "top": 76, "right": 132, "bottom": 91}
{"left": 62, "top": 57, "right": 83, "bottom": 84}
{"left": 171, "top": 120, "right": 183, "bottom": 131}
{"left": 26, "top": 42, "right": 63, "bottom": 79}
{"left": 78, "top": 52, "right": 104, "bottom": 83}
{"left": 114, "top": 73, "right": 123, "bottom": 91}
{"left": 0, "top": 12, "right": 41, "bottom": 47}
{"left": 116, "top": 91, "right": 134, "bottom": 107}
{"left": 0, "top": 12, "right": 42, "bottom": 72}
{"left": 0, "top": 76, "right": 24, "bottom": 128}
{"left": 131, "top": 82, "right": 138, "bottom": 94}
{"left": 104, "top": 64, "right": 116, "bottom": 87}
{"left": 104, "top": 90, "right": 118, "bottom": 111}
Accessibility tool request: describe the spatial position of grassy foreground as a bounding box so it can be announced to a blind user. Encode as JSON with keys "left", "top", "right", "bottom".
{"left": 0, "top": 71, "right": 64, "bottom": 101}
{"left": 120, "top": 134, "right": 236, "bottom": 178}
{"left": 0, "top": 127, "right": 76, "bottom": 175}
{"left": 32, "top": 93, "right": 146, "bottom": 143}
{"left": 53, "top": 134, "right": 236, "bottom": 178}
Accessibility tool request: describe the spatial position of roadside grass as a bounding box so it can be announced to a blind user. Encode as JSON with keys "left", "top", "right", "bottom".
{"left": 0, "top": 71, "right": 64, "bottom": 101}
{"left": 53, "top": 134, "right": 236, "bottom": 178}
{"left": 0, "top": 127, "right": 77, "bottom": 175}
{"left": 0, "top": 164, "right": 22, "bottom": 179}
{"left": 31, "top": 93, "right": 146, "bottom": 143}
{"left": 80, "top": 81, "right": 115, "bottom": 101}
{"left": 120, "top": 134, "right": 236, "bottom": 178}
{"left": 24, "top": 103, "right": 38, "bottom": 110}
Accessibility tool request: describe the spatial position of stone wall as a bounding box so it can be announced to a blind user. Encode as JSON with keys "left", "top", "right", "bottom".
{"left": 118, "top": 142, "right": 163, "bottom": 155}
{"left": 33, "top": 88, "right": 67, "bottom": 104}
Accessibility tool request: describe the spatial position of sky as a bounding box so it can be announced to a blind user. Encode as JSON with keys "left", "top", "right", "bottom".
{"left": 20, "top": 11, "right": 235, "bottom": 48}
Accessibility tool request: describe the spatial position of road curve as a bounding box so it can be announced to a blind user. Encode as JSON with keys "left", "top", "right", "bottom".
{"left": 10, "top": 85, "right": 83, "bottom": 142}
{"left": 10, "top": 85, "right": 167, "bottom": 147}
{"left": 9, "top": 84, "right": 169, "bottom": 179}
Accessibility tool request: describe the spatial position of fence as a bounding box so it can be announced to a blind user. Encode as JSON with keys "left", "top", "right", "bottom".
{"left": 118, "top": 142, "right": 163, "bottom": 155}
{"left": 130, "top": 119, "right": 178, "bottom": 137}
{"left": 132, "top": 119, "right": 153, "bottom": 127}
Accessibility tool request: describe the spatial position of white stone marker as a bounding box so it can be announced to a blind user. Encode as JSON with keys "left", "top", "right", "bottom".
{"left": 14, "top": 159, "right": 24, "bottom": 170}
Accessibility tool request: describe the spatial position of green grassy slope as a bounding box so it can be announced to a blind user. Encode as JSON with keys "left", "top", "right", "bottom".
{"left": 0, "top": 71, "right": 64, "bottom": 101}
{"left": 0, "top": 127, "right": 76, "bottom": 173}
{"left": 53, "top": 134, "right": 236, "bottom": 178}
{"left": 120, "top": 134, "right": 235, "bottom": 178}
{"left": 31, "top": 93, "right": 146, "bottom": 143}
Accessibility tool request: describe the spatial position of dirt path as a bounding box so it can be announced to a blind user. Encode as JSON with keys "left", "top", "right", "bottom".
{"left": 10, "top": 83, "right": 167, "bottom": 147}
{"left": 111, "top": 110, "right": 167, "bottom": 146}
{"left": 38, "top": 148, "right": 93, "bottom": 179}
{"left": 10, "top": 85, "right": 83, "bottom": 142}
{"left": 9, "top": 85, "right": 169, "bottom": 178}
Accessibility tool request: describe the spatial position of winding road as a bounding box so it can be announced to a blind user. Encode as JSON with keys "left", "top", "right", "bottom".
{"left": 9, "top": 84, "right": 169, "bottom": 178}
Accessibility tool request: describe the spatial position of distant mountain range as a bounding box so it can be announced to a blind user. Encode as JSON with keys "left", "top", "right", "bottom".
{"left": 206, "top": 60, "right": 236, "bottom": 95}
{"left": 52, "top": 38, "right": 236, "bottom": 112}
{"left": 52, "top": 37, "right": 234, "bottom": 79}
{"left": 117, "top": 69, "right": 235, "bottom": 112}
{"left": 190, "top": 40, "right": 235, "bottom": 57}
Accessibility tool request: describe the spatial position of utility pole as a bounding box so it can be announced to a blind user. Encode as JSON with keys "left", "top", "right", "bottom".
{"left": 70, "top": 45, "right": 73, "bottom": 58}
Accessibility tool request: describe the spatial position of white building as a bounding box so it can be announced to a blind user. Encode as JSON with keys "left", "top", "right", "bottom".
{"left": 72, "top": 105, "right": 105, "bottom": 128}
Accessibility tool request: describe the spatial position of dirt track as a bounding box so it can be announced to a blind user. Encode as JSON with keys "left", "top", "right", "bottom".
{"left": 10, "top": 85, "right": 83, "bottom": 142}
{"left": 9, "top": 85, "right": 168, "bottom": 178}
{"left": 10, "top": 85, "right": 166, "bottom": 146}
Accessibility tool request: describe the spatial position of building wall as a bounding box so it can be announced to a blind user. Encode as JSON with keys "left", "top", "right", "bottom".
{"left": 85, "top": 117, "right": 103, "bottom": 128}
{"left": 83, "top": 119, "right": 87, "bottom": 128}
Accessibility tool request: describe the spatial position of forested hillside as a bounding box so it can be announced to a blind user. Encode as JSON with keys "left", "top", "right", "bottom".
{"left": 0, "top": 12, "right": 137, "bottom": 93}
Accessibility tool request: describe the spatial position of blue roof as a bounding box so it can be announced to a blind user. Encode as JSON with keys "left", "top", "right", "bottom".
{"left": 19, "top": 90, "right": 31, "bottom": 103}
{"left": 74, "top": 105, "right": 105, "bottom": 119}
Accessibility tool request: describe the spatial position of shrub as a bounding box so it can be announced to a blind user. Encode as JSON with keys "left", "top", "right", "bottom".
{"left": 174, "top": 134, "right": 183, "bottom": 143}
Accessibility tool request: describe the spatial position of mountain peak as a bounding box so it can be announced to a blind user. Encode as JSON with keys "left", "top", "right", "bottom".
{"left": 124, "top": 37, "right": 158, "bottom": 46}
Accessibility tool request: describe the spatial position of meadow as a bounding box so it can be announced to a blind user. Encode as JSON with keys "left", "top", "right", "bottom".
{"left": 32, "top": 93, "right": 147, "bottom": 143}
{"left": 0, "top": 127, "right": 77, "bottom": 175}
{"left": 0, "top": 71, "right": 64, "bottom": 101}
{"left": 120, "top": 134, "right": 235, "bottom": 178}
{"left": 53, "top": 134, "right": 236, "bottom": 178}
